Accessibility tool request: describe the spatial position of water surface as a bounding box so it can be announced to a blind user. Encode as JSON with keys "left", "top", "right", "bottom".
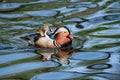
{"left": 0, "top": 0, "right": 120, "bottom": 80}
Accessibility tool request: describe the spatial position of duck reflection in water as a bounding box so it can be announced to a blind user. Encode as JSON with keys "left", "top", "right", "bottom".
{"left": 36, "top": 47, "right": 73, "bottom": 64}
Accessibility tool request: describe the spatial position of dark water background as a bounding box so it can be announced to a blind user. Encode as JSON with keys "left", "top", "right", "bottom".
{"left": 0, "top": 0, "right": 120, "bottom": 80}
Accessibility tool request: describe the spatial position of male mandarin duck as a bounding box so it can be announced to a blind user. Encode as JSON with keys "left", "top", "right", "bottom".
{"left": 20, "top": 24, "right": 73, "bottom": 48}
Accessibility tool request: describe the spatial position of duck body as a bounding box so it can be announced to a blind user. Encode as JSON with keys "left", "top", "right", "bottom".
{"left": 21, "top": 33, "right": 56, "bottom": 48}
{"left": 20, "top": 33, "right": 40, "bottom": 46}
{"left": 35, "top": 35, "right": 55, "bottom": 48}
{"left": 20, "top": 25, "right": 73, "bottom": 48}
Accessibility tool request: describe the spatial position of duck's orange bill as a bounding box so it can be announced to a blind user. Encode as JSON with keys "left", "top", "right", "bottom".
{"left": 68, "top": 34, "right": 73, "bottom": 39}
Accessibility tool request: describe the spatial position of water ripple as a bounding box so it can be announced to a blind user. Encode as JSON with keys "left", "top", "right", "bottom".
{"left": 31, "top": 71, "right": 85, "bottom": 80}
{"left": 70, "top": 52, "right": 110, "bottom": 61}
{"left": 108, "top": 1, "right": 120, "bottom": 9}
{"left": 0, "top": 3, "right": 23, "bottom": 12}
{"left": 0, "top": 0, "right": 59, "bottom": 12}
{"left": 0, "top": 52, "right": 37, "bottom": 64}
{"left": 0, "top": 0, "right": 120, "bottom": 80}
{"left": 68, "top": 2, "right": 98, "bottom": 9}
{"left": 25, "top": 10, "right": 59, "bottom": 17}
{"left": 0, "top": 61, "right": 60, "bottom": 77}
{"left": 87, "top": 63, "right": 112, "bottom": 70}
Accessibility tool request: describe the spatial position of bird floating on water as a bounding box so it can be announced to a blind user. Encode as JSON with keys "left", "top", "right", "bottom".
{"left": 20, "top": 24, "right": 73, "bottom": 48}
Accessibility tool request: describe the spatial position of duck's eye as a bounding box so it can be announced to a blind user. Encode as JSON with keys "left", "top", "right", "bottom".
{"left": 64, "top": 31, "right": 66, "bottom": 33}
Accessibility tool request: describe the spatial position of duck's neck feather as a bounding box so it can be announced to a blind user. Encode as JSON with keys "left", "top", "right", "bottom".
{"left": 53, "top": 40, "right": 61, "bottom": 48}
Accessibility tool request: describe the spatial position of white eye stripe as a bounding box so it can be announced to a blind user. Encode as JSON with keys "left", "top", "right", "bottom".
{"left": 56, "top": 27, "right": 68, "bottom": 33}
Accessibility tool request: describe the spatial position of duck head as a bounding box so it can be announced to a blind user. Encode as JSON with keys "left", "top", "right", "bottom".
{"left": 53, "top": 26, "right": 73, "bottom": 48}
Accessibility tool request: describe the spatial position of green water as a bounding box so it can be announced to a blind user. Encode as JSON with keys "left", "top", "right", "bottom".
{"left": 0, "top": 0, "right": 120, "bottom": 80}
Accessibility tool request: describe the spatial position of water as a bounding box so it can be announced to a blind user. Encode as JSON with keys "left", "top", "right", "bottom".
{"left": 0, "top": 0, "right": 120, "bottom": 80}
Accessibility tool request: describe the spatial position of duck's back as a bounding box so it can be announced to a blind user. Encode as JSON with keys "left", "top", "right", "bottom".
{"left": 20, "top": 33, "right": 40, "bottom": 45}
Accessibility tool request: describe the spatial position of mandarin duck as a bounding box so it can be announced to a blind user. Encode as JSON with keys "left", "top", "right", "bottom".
{"left": 20, "top": 24, "right": 73, "bottom": 48}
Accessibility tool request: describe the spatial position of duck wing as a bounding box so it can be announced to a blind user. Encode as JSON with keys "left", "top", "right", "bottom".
{"left": 20, "top": 33, "right": 40, "bottom": 45}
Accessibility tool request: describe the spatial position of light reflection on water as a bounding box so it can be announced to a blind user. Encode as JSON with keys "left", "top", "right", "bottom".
{"left": 0, "top": 0, "right": 120, "bottom": 80}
